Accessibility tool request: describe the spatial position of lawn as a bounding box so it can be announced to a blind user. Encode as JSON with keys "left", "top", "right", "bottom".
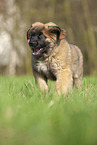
{"left": 0, "top": 76, "right": 97, "bottom": 145}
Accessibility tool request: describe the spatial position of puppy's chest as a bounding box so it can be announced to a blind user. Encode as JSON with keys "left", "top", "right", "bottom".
{"left": 35, "top": 59, "right": 56, "bottom": 80}
{"left": 37, "top": 61, "right": 49, "bottom": 73}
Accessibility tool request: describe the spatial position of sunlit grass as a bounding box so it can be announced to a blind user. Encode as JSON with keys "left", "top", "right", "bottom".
{"left": 0, "top": 76, "right": 97, "bottom": 145}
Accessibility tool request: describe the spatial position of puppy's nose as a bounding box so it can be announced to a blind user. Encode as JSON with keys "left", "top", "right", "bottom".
{"left": 30, "top": 41, "right": 37, "bottom": 47}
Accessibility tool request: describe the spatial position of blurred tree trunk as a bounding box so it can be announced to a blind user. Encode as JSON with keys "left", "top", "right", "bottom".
{"left": 81, "top": 0, "right": 97, "bottom": 74}
{"left": 64, "top": 0, "right": 75, "bottom": 43}
{"left": 0, "top": 0, "right": 26, "bottom": 75}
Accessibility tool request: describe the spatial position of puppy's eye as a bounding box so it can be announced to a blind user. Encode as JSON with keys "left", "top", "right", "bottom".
{"left": 39, "top": 33, "right": 46, "bottom": 39}
{"left": 31, "top": 31, "right": 36, "bottom": 36}
{"left": 39, "top": 35, "right": 43, "bottom": 39}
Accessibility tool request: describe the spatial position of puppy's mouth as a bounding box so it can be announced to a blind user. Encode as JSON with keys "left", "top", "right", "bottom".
{"left": 28, "top": 39, "right": 50, "bottom": 56}
{"left": 32, "top": 48, "right": 44, "bottom": 55}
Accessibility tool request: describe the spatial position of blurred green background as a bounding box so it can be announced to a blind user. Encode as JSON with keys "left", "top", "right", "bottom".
{"left": 0, "top": 0, "right": 97, "bottom": 75}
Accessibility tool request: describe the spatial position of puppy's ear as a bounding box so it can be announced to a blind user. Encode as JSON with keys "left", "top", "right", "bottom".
{"left": 42, "top": 25, "right": 66, "bottom": 40}
{"left": 27, "top": 26, "right": 32, "bottom": 40}
{"left": 59, "top": 28, "right": 67, "bottom": 39}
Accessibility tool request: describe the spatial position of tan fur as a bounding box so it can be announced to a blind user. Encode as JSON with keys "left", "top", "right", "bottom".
{"left": 27, "top": 22, "right": 83, "bottom": 95}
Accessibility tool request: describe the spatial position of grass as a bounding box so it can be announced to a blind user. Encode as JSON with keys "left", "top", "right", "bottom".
{"left": 0, "top": 76, "right": 97, "bottom": 145}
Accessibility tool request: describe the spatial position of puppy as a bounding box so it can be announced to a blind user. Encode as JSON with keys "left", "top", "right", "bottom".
{"left": 27, "top": 22, "right": 83, "bottom": 95}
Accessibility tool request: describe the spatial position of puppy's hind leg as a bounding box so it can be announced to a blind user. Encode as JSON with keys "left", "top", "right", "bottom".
{"left": 74, "top": 76, "right": 82, "bottom": 89}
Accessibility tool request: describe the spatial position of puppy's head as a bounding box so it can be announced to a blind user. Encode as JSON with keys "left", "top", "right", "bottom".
{"left": 27, "top": 22, "right": 66, "bottom": 56}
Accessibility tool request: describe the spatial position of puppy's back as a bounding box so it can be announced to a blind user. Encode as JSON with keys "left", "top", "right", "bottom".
{"left": 70, "top": 44, "right": 83, "bottom": 79}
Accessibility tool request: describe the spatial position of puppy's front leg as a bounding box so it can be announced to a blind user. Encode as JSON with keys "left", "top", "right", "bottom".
{"left": 56, "top": 69, "right": 73, "bottom": 95}
{"left": 33, "top": 70, "right": 48, "bottom": 92}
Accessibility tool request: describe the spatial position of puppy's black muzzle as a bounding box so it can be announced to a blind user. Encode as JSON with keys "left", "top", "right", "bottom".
{"left": 29, "top": 41, "right": 38, "bottom": 47}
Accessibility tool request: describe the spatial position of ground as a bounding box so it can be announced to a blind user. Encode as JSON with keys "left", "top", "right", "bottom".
{"left": 0, "top": 76, "right": 97, "bottom": 145}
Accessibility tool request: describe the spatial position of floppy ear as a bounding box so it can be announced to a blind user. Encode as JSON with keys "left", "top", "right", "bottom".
{"left": 59, "top": 28, "right": 67, "bottom": 39}
{"left": 42, "top": 25, "right": 66, "bottom": 40}
{"left": 27, "top": 24, "right": 34, "bottom": 40}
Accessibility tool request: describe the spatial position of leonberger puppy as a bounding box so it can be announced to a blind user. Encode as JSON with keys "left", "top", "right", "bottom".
{"left": 27, "top": 22, "right": 83, "bottom": 95}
